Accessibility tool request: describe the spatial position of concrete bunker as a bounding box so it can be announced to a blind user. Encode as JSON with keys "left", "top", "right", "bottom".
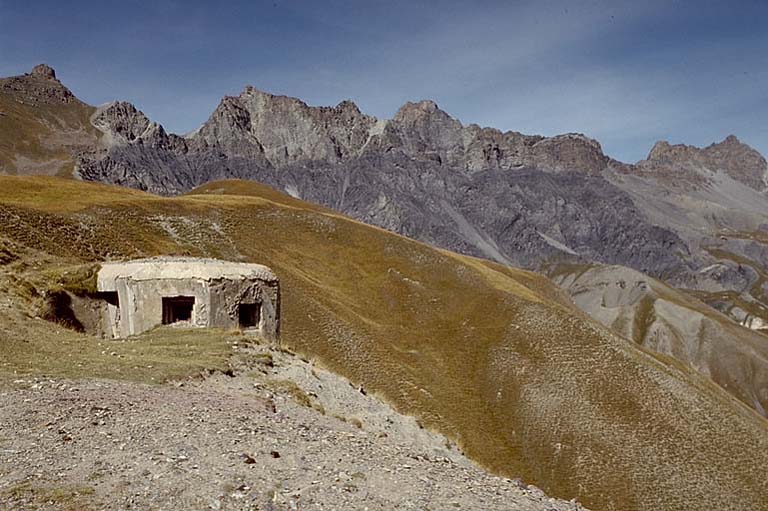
{"left": 95, "top": 257, "right": 279, "bottom": 340}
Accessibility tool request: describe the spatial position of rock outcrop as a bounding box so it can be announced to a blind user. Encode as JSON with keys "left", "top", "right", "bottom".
{"left": 0, "top": 63, "right": 76, "bottom": 105}
{"left": 637, "top": 135, "right": 768, "bottom": 191}
{"left": 193, "top": 88, "right": 378, "bottom": 166}
{"left": 92, "top": 102, "right": 165, "bottom": 146}
{"left": 30, "top": 63, "right": 57, "bottom": 80}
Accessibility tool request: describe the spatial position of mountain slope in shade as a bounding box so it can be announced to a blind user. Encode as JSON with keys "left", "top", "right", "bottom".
{"left": 2, "top": 175, "right": 768, "bottom": 511}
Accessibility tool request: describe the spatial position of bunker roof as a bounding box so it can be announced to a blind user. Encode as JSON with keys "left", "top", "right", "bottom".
{"left": 97, "top": 257, "right": 277, "bottom": 291}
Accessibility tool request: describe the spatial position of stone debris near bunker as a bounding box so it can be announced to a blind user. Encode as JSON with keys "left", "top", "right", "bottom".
{"left": 95, "top": 257, "right": 279, "bottom": 340}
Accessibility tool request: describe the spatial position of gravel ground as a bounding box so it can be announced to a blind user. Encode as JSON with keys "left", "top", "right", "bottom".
{"left": 0, "top": 344, "right": 586, "bottom": 511}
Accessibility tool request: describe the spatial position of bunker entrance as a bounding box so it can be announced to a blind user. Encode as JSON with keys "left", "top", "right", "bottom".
{"left": 162, "top": 296, "right": 195, "bottom": 324}
{"left": 238, "top": 303, "right": 261, "bottom": 329}
{"left": 98, "top": 291, "right": 119, "bottom": 306}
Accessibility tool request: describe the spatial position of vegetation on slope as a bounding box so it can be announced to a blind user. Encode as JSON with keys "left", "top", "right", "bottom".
{"left": 549, "top": 263, "right": 768, "bottom": 416}
{"left": 1, "top": 176, "right": 767, "bottom": 511}
{"left": 0, "top": 90, "right": 97, "bottom": 176}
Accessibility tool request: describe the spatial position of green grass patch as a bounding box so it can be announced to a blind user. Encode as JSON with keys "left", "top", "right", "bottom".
{"left": 0, "top": 322, "right": 236, "bottom": 384}
{"left": 1, "top": 482, "right": 96, "bottom": 511}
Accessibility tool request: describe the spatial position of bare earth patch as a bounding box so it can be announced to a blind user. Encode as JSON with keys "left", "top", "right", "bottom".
{"left": 0, "top": 362, "right": 583, "bottom": 510}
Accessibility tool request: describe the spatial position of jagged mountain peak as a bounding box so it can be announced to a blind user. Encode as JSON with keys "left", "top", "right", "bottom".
{"left": 241, "top": 84, "right": 269, "bottom": 97}
{"left": 643, "top": 135, "right": 767, "bottom": 190}
{"left": 190, "top": 86, "right": 375, "bottom": 166}
{"left": 646, "top": 139, "right": 679, "bottom": 160}
{"left": 236, "top": 86, "right": 365, "bottom": 118}
{"left": 398, "top": 99, "right": 440, "bottom": 112}
{"left": 705, "top": 134, "right": 755, "bottom": 154}
{"left": 0, "top": 63, "right": 75, "bottom": 105}
{"left": 394, "top": 99, "right": 455, "bottom": 122}
{"left": 705, "top": 135, "right": 768, "bottom": 190}
{"left": 91, "top": 101, "right": 165, "bottom": 144}
{"left": 30, "top": 63, "right": 57, "bottom": 80}
{"left": 238, "top": 85, "right": 296, "bottom": 105}
{"left": 539, "top": 132, "right": 603, "bottom": 148}
{"left": 335, "top": 98, "right": 363, "bottom": 114}
{"left": 647, "top": 135, "right": 760, "bottom": 161}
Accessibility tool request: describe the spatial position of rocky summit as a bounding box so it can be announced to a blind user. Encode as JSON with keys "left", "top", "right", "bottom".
{"left": 634, "top": 134, "right": 768, "bottom": 191}
{"left": 0, "top": 63, "right": 75, "bottom": 105}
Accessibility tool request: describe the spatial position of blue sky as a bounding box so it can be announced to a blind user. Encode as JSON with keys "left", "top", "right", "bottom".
{"left": 1, "top": 0, "right": 766, "bottom": 162}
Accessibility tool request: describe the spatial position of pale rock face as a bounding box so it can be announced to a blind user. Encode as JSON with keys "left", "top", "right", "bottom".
{"left": 193, "top": 95, "right": 269, "bottom": 163}
{"left": 528, "top": 134, "right": 610, "bottom": 175}
{"left": 702, "top": 135, "right": 768, "bottom": 191}
{"left": 382, "top": 100, "right": 465, "bottom": 165}
{"left": 92, "top": 102, "right": 163, "bottom": 146}
{"left": 462, "top": 126, "right": 542, "bottom": 171}
{"left": 90, "top": 101, "right": 191, "bottom": 157}
{"left": 374, "top": 100, "right": 609, "bottom": 174}
{"left": 194, "top": 87, "right": 376, "bottom": 166}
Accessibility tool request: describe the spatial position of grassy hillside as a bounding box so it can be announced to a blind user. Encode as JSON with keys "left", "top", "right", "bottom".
{"left": 0, "top": 82, "right": 98, "bottom": 176}
{"left": 1, "top": 176, "right": 767, "bottom": 511}
{"left": 550, "top": 263, "right": 768, "bottom": 416}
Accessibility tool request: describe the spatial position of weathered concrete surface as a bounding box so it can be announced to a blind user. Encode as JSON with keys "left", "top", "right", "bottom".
{"left": 97, "top": 257, "right": 279, "bottom": 340}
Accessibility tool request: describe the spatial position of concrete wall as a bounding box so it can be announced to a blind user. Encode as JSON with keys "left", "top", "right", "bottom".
{"left": 112, "top": 277, "right": 210, "bottom": 337}
{"left": 96, "top": 258, "right": 280, "bottom": 341}
{"left": 208, "top": 278, "right": 280, "bottom": 340}
{"left": 100, "top": 276, "right": 279, "bottom": 340}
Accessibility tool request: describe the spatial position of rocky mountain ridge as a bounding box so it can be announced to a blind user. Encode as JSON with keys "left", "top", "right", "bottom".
{"left": 91, "top": 82, "right": 620, "bottom": 177}
{"left": 3, "top": 64, "right": 765, "bottom": 185}
{"left": 635, "top": 135, "right": 768, "bottom": 190}
{"left": 76, "top": 69, "right": 767, "bottom": 193}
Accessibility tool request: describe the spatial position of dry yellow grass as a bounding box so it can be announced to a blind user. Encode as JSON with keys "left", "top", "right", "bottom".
{"left": 0, "top": 91, "right": 98, "bottom": 176}
{"left": 1, "top": 176, "right": 767, "bottom": 511}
